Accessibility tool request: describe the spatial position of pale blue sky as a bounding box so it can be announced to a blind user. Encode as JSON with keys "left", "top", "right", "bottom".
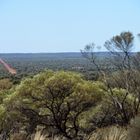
{"left": 0, "top": 0, "right": 140, "bottom": 53}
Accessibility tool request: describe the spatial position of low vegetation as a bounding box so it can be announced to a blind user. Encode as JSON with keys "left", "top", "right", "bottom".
{"left": 0, "top": 31, "right": 140, "bottom": 139}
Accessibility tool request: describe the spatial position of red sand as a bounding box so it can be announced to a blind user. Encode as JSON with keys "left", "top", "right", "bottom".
{"left": 0, "top": 58, "right": 17, "bottom": 75}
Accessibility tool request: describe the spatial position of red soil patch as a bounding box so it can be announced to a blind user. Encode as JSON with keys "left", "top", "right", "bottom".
{"left": 0, "top": 58, "right": 17, "bottom": 75}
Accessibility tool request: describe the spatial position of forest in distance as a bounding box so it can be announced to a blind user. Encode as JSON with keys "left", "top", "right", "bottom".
{"left": 0, "top": 52, "right": 113, "bottom": 83}
{"left": 1, "top": 32, "right": 140, "bottom": 140}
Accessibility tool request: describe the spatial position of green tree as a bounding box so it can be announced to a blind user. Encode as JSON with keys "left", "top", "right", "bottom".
{"left": 6, "top": 70, "right": 104, "bottom": 139}
{"left": 0, "top": 79, "right": 13, "bottom": 91}
{"left": 82, "top": 31, "right": 140, "bottom": 126}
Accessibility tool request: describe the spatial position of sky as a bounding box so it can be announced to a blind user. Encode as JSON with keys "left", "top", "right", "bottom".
{"left": 0, "top": 0, "right": 140, "bottom": 53}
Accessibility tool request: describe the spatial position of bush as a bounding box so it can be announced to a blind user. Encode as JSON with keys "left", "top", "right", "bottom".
{"left": 4, "top": 71, "right": 104, "bottom": 139}
{"left": 127, "top": 116, "right": 140, "bottom": 140}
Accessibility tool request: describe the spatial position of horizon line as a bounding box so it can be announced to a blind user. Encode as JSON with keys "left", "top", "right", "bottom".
{"left": 0, "top": 51, "right": 139, "bottom": 54}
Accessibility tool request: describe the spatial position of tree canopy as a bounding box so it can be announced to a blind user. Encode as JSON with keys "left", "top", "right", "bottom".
{"left": 3, "top": 70, "right": 104, "bottom": 139}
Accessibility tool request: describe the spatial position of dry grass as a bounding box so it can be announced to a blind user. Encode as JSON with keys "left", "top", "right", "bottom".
{"left": 32, "top": 131, "right": 62, "bottom": 140}
{"left": 10, "top": 133, "right": 27, "bottom": 140}
{"left": 9, "top": 126, "right": 128, "bottom": 140}
{"left": 32, "top": 126, "right": 127, "bottom": 140}
{"left": 33, "top": 131, "right": 47, "bottom": 140}
{"left": 88, "top": 126, "right": 127, "bottom": 140}
{"left": 9, "top": 131, "right": 62, "bottom": 140}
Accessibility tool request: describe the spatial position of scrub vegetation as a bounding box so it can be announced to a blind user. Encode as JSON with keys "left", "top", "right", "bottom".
{"left": 0, "top": 32, "right": 140, "bottom": 140}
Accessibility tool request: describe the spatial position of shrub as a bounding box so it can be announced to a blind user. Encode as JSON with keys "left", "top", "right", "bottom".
{"left": 5, "top": 71, "right": 104, "bottom": 139}
{"left": 127, "top": 115, "right": 140, "bottom": 140}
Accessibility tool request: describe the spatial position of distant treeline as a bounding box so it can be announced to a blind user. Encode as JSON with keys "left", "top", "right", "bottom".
{"left": 0, "top": 52, "right": 115, "bottom": 83}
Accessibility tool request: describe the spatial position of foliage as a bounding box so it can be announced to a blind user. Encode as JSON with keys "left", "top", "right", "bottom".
{"left": 0, "top": 79, "right": 13, "bottom": 91}
{"left": 127, "top": 116, "right": 140, "bottom": 140}
{"left": 82, "top": 31, "right": 140, "bottom": 127}
{"left": 0, "top": 31, "right": 140, "bottom": 139}
{"left": 90, "top": 88, "right": 134, "bottom": 129}
{"left": 4, "top": 71, "right": 104, "bottom": 139}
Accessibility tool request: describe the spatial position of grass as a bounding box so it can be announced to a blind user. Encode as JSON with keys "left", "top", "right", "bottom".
{"left": 33, "top": 131, "right": 47, "bottom": 140}
{"left": 10, "top": 125, "right": 138, "bottom": 140}
{"left": 33, "top": 131, "right": 63, "bottom": 140}
{"left": 88, "top": 126, "right": 127, "bottom": 140}
{"left": 31, "top": 126, "right": 127, "bottom": 140}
